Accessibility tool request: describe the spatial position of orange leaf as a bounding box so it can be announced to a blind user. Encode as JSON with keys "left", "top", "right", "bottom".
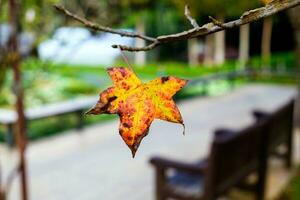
{"left": 87, "top": 67, "right": 188, "bottom": 157}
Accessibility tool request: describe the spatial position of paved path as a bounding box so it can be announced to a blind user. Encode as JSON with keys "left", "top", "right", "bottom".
{"left": 1, "top": 84, "right": 297, "bottom": 200}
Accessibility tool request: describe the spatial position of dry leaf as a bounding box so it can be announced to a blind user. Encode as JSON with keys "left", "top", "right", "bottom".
{"left": 87, "top": 67, "right": 187, "bottom": 157}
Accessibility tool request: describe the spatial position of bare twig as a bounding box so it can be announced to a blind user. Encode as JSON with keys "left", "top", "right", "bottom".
{"left": 55, "top": 0, "right": 300, "bottom": 52}
{"left": 54, "top": 4, "right": 156, "bottom": 43}
{"left": 112, "top": 41, "right": 160, "bottom": 52}
{"left": 184, "top": 5, "right": 199, "bottom": 28}
{"left": 208, "top": 16, "right": 227, "bottom": 28}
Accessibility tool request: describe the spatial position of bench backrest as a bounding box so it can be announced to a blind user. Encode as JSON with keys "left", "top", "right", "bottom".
{"left": 253, "top": 99, "right": 294, "bottom": 152}
{"left": 203, "top": 122, "right": 268, "bottom": 199}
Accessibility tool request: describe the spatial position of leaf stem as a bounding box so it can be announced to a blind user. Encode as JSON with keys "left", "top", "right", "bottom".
{"left": 118, "top": 45, "right": 140, "bottom": 78}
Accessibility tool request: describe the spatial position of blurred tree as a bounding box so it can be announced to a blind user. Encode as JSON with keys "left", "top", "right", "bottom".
{"left": 0, "top": 0, "right": 9, "bottom": 91}
{"left": 119, "top": 0, "right": 155, "bottom": 66}
{"left": 60, "top": 0, "right": 123, "bottom": 25}
{"left": 171, "top": 0, "right": 258, "bottom": 66}
{"left": 171, "top": 0, "right": 209, "bottom": 66}
{"left": 12, "top": 0, "right": 124, "bottom": 56}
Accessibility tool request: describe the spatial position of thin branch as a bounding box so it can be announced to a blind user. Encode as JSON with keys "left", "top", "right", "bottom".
{"left": 208, "top": 16, "right": 228, "bottom": 28}
{"left": 184, "top": 5, "right": 199, "bottom": 28}
{"left": 55, "top": 0, "right": 300, "bottom": 52}
{"left": 112, "top": 41, "right": 160, "bottom": 52}
{"left": 53, "top": 4, "right": 156, "bottom": 43}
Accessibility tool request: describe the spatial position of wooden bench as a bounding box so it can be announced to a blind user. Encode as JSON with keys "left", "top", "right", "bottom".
{"left": 253, "top": 99, "right": 295, "bottom": 168}
{"left": 150, "top": 120, "right": 269, "bottom": 200}
{"left": 0, "top": 96, "right": 98, "bottom": 146}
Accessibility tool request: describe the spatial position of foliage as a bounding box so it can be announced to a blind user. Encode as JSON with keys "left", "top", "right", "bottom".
{"left": 87, "top": 67, "right": 187, "bottom": 157}
{"left": 119, "top": 0, "right": 154, "bottom": 9}
{"left": 170, "top": 0, "right": 259, "bottom": 18}
{"left": 249, "top": 52, "right": 297, "bottom": 72}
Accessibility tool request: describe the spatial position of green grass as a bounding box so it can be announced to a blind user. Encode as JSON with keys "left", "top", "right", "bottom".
{"left": 249, "top": 52, "right": 297, "bottom": 72}
{"left": 276, "top": 167, "right": 300, "bottom": 200}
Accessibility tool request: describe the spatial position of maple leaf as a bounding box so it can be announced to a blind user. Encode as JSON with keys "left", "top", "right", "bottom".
{"left": 87, "top": 67, "right": 188, "bottom": 157}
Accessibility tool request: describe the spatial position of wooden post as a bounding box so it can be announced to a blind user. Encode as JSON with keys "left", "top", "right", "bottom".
{"left": 8, "top": 0, "right": 28, "bottom": 200}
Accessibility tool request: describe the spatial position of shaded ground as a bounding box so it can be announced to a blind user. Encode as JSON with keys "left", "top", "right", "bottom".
{"left": 0, "top": 84, "right": 297, "bottom": 200}
{"left": 275, "top": 166, "right": 300, "bottom": 200}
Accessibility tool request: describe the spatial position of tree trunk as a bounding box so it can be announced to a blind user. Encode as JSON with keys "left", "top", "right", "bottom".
{"left": 134, "top": 17, "right": 146, "bottom": 66}
{"left": 213, "top": 17, "right": 225, "bottom": 65}
{"left": 8, "top": 1, "right": 28, "bottom": 200}
{"left": 261, "top": 17, "right": 273, "bottom": 65}
{"left": 214, "top": 29, "right": 225, "bottom": 65}
{"left": 204, "top": 34, "right": 214, "bottom": 66}
{"left": 289, "top": 7, "right": 300, "bottom": 128}
{"left": 239, "top": 24, "right": 250, "bottom": 68}
{"left": 188, "top": 38, "right": 199, "bottom": 66}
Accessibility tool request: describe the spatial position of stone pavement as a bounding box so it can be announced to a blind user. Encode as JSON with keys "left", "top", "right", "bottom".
{"left": 1, "top": 84, "right": 298, "bottom": 200}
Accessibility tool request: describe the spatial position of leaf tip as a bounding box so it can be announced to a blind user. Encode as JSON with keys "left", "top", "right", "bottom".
{"left": 85, "top": 111, "right": 92, "bottom": 115}
{"left": 130, "top": 140, "right": 141, "bottom": 158}
{"left": 131, "top": 150, "right": 137, "bottom": 158}
{"left": 183, "top": 79, "right": 189, "bottom": 87}
{"left": 85, "top": 108, "right": 95, "bottom": 115}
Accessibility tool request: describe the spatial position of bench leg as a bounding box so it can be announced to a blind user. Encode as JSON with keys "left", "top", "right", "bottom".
{"left": 154, "top": 168, "right": 167, "bottom": 200}
{"left": 5, "top": 124, "right": 14, "bottom": 148}
{"left": 76, "top": 110, "right": 85, "bottom": 130}
{"left": 256, "top": 136, "right": 269, "bottom": 200}
{"left": 286, "top": 131, "right": 293, "bottom": 168}
{"left": 256, "top": 170, "right": 267, "bottom": 200}
{"left": 285, "top": 108, "right": 294, "bottom": 169}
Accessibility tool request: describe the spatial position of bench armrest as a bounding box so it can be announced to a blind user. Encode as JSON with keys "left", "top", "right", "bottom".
{"left": 252, "top": 110, "right": 270, "bottom": 120}
{"left": 150, "top": 156, "right": 207, "bottom": 174}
